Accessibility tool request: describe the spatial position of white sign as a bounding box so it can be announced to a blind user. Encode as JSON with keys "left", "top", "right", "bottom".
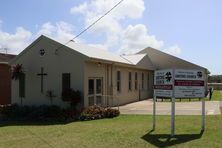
{"left": 154, "top": 69, "right": 173, "bottom": 98}
{"left": 154, "top": 69, "right": 205, "bottom": 98}
{"left": 174, "top": 69, "right": 205, "bottom": 98}
{"left": 153, "top": 69, "right": 206, "bottom": 136}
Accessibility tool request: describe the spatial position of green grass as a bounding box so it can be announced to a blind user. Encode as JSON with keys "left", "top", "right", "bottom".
{"left": 0, "top": 110, "right": 222, "bottom": 148}
{"left": 210, "top": 90, "right": 222, "bottom": 101}
{"left": 157, "top": 90, "right": 222, "bottom": 102}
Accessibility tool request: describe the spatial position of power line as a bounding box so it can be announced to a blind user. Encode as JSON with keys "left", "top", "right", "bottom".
{"left": 72, "top": 0, "right": 124, "bottom": 41}
{"left": 55, "top": 0, "right": 124, "bottom": 53}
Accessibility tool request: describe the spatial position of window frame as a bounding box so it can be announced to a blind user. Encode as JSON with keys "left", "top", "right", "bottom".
{"left": 147, "top": 73, "right": 150, "bottom": 89}
{"left": 117, "top": 70, "right": 121, "bottom": 92}
{"left": 135, "top": 72, "right": 138, "bottom": 90}
{"left": 62, "top": 73, "right": 71, "bottom": 92}
{"left": 142, "top": 72, "right": 144, "bottom": 90}
{"left": 128, "top": 72, "right": 132, "bottom": 91}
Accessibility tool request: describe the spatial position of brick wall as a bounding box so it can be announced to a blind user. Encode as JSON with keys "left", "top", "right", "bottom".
{"left": 0, "top": 63, "right": 11, "bottom": 105}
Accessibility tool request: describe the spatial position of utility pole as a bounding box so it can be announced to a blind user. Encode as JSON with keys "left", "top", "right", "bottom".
{"left": 0, "top": 48, "right": 8, "bottom": 54}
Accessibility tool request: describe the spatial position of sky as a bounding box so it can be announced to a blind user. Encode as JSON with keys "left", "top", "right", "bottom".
{"left": 0, "top": 0, "right": 221, "bottom": 75}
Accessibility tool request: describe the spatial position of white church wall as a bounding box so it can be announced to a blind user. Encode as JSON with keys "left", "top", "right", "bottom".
{"left": 11, "top": 37, "right": 86, "bottom": 107}
{"left": 83, "top": 60, "right": 154, "bottom": 107}
{"left": 83, "top": 61, "right": 107, "bottom": 107}
{"left": 112, "top": 66, "right": 153, "bottom": 106}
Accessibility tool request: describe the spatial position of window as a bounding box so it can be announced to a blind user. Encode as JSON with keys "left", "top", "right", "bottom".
{"left": 147, "top": 73, "right": 150, "bottom": 89}
{"left": 117, "top": 71, "right": 121, "bottom": 92}
{"left": 135, "top": 72, "right": 138, "bottom": 90}
{"left": 129, "top": 72, "right": 132, "bottom": 91}
{"left": 19, "top": 73, "right": 25, "bottom": 98}
{"left": 62, "top": 73, "right": 71, "bottom": 91}
{"left": 96, "top": 79, "right": 102, "bottom": 94}
{"left": 142, "top": 73, "right": 144, "bottom": 89}
{"left": 88, "top": 79, "right": 94, "bottom": 95}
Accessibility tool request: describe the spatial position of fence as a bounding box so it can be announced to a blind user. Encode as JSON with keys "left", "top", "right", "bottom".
{"left": 208, "top": 83, "right": 222, "bottom": 90}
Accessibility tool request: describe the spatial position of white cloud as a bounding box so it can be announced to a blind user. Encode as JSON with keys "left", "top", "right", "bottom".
{"left": 88, "top": 43, "right": 108, "bottom": 50}
{"left": 71, "top": 0, "right": 145, "bottom": 35}
{"left": 0, "top": 1, "right": 181, "bottom": 56}
{"left": 0, "top": 21, "right": 78, "bottom": 54}
{"left": 164, "top": 45, "right": 181, "bottom": 56}
{"left": 0, "top": 20, "right": 2, "bottom": 28}
{"left": 70, "top": 0, "right": 180, "bottom": 55}
{"left": 0, "top": 26, "right": 32, "bottom": 54}
{"left": 70, "top": 2, "right": 88, "bottom": 14}
{"left": 37, "top": 21, "right": 77, "bottom": 43}
{"left": 119, "top": 24, "right": 164, "bottom": 54}
{"left": 71, "top": 0, "right": 145, "bottom": 20}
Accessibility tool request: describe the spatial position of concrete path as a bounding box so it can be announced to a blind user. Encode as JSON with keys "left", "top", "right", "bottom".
{"left": 118, "top": 100, "right": 221, "bottom": 115}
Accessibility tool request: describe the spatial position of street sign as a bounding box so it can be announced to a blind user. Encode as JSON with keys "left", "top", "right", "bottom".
{"left": 154, "top": 69, "right": 173, "bottom": 98}
{"left": 153, "top": 69, "right": 206, "bottom": 136}
{"left": 174, "top": 69, "right": 205, "bottom": 98}
{"left": 154, "top": 69, "right": 206, "bottom": 98}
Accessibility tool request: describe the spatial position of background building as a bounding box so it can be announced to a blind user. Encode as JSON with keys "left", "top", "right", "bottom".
{"left": 0, "top": 53, "right": 16, "bottom": 105}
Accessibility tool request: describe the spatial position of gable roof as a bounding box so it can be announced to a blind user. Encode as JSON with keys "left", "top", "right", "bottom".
{"left": 10, "top": 35, "right": 208, "bottom": 73}
{"left": 122, "top": 54, "right": 155, "bottom": 70}
{"left": 122, "top": 54, "right": 147, "bottom": 65}
{"left": 10, "top": 35, "right": 153, "bottom": 70}
{"left": 63, "top": 39, "right": 131, "bottom": 65}
{"left": 138, "top": 47, "right": 209, "bottom": 73}
{"left": 0, "top": 53, "right": 16, "bottom": 63}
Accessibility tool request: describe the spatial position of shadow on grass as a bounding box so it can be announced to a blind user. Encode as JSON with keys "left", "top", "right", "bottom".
{"left": 142, "top": 130, "right": 204, "bottom": 147}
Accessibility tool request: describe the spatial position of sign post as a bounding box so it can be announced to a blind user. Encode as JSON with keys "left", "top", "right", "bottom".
{"left": 171, "top": 97, "right": 175, "bottom": 136}
{"left": 202, "top": 99, "right": 205, "bottom": 131}
{"left": 154, "top": 69, "right": 206, "bottom": 136}
{"left": 153, "top": 69, "right": 174, "bottom": 134}
{"left": 153, "top": 96, "right": 156, "bottom": 130}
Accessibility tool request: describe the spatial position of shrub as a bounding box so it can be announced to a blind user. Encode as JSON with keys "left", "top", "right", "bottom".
{"left": 79, "top": 106, "right": 106, "bottom": 120}
{"left": 62, "top": 89, "right": 81, "bottom": 107}
{"left": 27, "top": 106, "right": 66, "bottom": 121}
{"left": 79, "top": 106, "right": 119, "bottom": 121}
{"left": 104, "top": 108, "right": 120, "bottom": 118}
{"left": 63, "top": 107, "right": 82, "bottom": 120}
{"left": 0, "top": 105, "right": 66, "bottom": 122}
{"left": 0, "top": 104, "right": 32, "bottom": 119}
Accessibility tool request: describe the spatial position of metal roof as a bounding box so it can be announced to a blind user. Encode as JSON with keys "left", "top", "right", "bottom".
{"left": 122, "top": 54, "right": 147, "bottom": 65}
{"left": 138, "top": 47, "right": 209, "bottom": 73}
{"left": 49, "top": 36, "right": 153, "bottom": 68}
{"left": 65, "top": 41, "right": 132, "bottom": 65}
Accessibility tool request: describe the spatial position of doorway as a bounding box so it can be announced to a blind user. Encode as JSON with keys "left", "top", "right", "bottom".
{"left": 88, "top": 78, "right": 103, "bottom": 106}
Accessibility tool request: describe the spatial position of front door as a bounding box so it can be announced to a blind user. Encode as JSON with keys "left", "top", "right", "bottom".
{"left": 88, "top": 78, "right": 103, "bottom": 106}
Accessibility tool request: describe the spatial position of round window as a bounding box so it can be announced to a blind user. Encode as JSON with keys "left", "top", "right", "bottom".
{"left": 39, "top": 49, "right": 45, "bottom": 56}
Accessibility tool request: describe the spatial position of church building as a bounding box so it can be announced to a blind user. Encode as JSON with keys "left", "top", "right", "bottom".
{"left": 10, "top": 35, "right": 208, "bottom": 107}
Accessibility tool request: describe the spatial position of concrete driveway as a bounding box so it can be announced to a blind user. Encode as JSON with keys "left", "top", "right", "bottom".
{"left": 118, "top": 100, "right": 221, "bottom": 115}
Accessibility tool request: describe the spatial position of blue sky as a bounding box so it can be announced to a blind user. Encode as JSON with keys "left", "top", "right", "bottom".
{"left": 0, "top": 0, "right": 221, "bottom": 75}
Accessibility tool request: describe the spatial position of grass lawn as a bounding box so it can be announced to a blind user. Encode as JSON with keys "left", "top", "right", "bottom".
{"left": 210, "top": 90, "right": 222, "bottom": 101}
{"left": 0, "top": 109, "right": 222, "bottom": 148}
{"left": 157, "top": 90, "right": 222, "bottom": 102}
